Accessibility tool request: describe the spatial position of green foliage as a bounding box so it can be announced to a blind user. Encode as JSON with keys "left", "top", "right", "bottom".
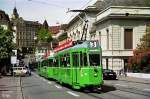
{"left": 132, "top": 64, "right": 141, "bottom": 73}
{"left": 37, "top": 28, "right": 53, "bottom": 43}
{"left": 0, "top": 26, "right": 14, "bottom": 60}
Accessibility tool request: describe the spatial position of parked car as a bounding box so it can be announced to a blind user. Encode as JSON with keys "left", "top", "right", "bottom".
{"left": 12, "top": 67, "right": 31, "bottom": 76}
{"left": 103, "top": 69, "right": 117, "bottom": 80}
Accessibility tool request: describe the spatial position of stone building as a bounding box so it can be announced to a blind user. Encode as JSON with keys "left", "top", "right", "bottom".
{"left": 66, "top": 5, "right": 99, "bottom": 41}
{"left": 49, "top": 24, "right": 68, "bottom": 46}
{"left": 66, "top": 0, "right": 150, "bottom": 73}
{"left": 93, "top": 0, "right": 150, "bottom": 73}
{"left": 11, "top": 7, "right": 41, "bottom": 54}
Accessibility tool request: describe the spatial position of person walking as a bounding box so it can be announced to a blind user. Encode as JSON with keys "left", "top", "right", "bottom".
{"left": 124, "top": 63, "right": 128, "bottom": 77}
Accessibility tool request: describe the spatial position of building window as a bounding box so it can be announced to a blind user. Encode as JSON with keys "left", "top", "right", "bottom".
{"left": 106, "top": 29, "right": 109, "bottom": 49}
{"left": 124, "top": 29, "right": 133, "bottom": 49}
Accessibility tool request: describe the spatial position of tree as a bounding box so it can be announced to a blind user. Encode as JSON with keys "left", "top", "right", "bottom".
{"left": 37, "top": 27, "right": 53, "bottom": 43}
{"left": 0, "top": 26, "right": 14, "bottom": 75}
{"left": 128, "top": 24, "right": 150, "bottom": 73}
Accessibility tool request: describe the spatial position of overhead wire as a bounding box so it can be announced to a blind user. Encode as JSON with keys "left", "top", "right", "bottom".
{"left": 65, "top": 0, "right": 96, "bottom": 24}
{"left": 27, "top": 0, "right": 96, "bottom": 24}
{"left": 28, "top": 0, "right": 67, "bottom": 9}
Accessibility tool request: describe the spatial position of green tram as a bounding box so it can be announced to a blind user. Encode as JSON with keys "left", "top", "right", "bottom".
{"left": 38, "top": 40, "right": 104, "bottom": 89}
{"left": 38, "top": 57, "right": 54, "bottom": 79}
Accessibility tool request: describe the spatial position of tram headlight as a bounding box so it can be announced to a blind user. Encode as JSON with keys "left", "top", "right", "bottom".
{"left": 94, "top": 73, "right": 98, "bottom": 77}
{"left": 80, "top": 69, "right": 83, "bottom": 77}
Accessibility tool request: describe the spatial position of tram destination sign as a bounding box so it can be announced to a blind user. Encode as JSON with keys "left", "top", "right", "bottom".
{"left": 88, "top": 40, "right": 99, "bottom": 49}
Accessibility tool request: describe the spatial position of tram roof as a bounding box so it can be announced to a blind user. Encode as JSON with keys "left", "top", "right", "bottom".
{"left": 56, "top": 40, "right": 100, "bottom": 54}
{"left": 71, "top": 41, "right": 89, "bottom": 49}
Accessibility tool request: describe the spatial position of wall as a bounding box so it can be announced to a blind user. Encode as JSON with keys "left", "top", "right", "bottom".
{"left": 95, "top": 7, "right": 150, "bottom": 71}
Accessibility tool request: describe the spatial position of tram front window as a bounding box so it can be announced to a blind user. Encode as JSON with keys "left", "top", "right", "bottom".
{"left": 89, "top": 54, "right": 100, "bottom": 66}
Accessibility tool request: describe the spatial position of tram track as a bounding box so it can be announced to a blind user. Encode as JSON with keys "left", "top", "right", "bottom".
{"left": 116, "top": 86, "right": 150, "bottom": 97}
{"left": 104, "top": 83, "right": 150, "bottom": 97}
{"left": 83, "top": 86, "right": 150, "bottom": 99}
{"left": 118, "top": 79, "right": 150, "bottom": 85}
{"left": 25, "top": 72, "right": 150, "bottom": 99}
{"left": 82, "top": 89, "right": 129, "bottom": 99}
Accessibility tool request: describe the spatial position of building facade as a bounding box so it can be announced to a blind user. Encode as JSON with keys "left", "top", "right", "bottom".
{"left": 67, "top": 6, "right": 99, "bottom": 41}
{"left": 50, "top": 24, "right": 68, "bottom": 45}
{"left": 94, "top": 0, "right": 150, "bottom": 73}
{"left": 11, "top": 7, "right": 41, "bottom": 54}
{"left": 66, "top": 0, "right": 150, "bottom": 73}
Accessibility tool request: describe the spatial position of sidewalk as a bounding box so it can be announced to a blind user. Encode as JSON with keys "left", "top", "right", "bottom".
{"left": 117, "top": 75, "right": 150, "bottom": 84}
{"left": 0, "top": 76, "right": 22, "bottom": 99}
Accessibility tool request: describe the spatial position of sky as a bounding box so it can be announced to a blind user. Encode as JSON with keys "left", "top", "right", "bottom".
{"left": 0, "top": 0, "right": 97, "bottom": 26}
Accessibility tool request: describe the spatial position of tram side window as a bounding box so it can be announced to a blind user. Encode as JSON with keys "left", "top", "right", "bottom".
{"left": 80, "top": 52, "right": 83, "bottom": 66}
{"left": 41, "top": 61, "right": 44, "bottom": 67}
{"left": 48, "top": 59, "right": 53, "bottom": 67}
{"left": 84, "top": 53, "right": 88, "bottom": 66}
{"left": 46, "top": 60, "right": 48, "bottom": 66}
{"left": 42, "top": 61, "right": 46, "bottom": 67}
{"left": 53, "top": 58, "right": 59, "bottom": 67}
{"left": 66, "top": 54, "right": 70, "bottom": 67}
{"left": 60, "top": 54, "right": 70, "bottom": 67}
{"left": 45, "top": 60, "right": 48, "bottom": 67}
{"left": 80, "top": 52, "right": 88, "bottom": 67}
{"left": 72, "top": 53, "right": 79, "bottom": 67}
{"left": 42, "top": 61, "right": 44, "bottom": 66}
{"left": 60, "top": 55, "right": 65, "bottom": 67}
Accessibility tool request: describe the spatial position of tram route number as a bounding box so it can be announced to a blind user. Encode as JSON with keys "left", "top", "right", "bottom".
{"left": 89, "top": 41, "right": 97, "bottom": 48}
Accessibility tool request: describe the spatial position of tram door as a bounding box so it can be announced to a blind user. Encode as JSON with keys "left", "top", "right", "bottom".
{"left": 72, "top": 52, "right": 80, "bottom": 84}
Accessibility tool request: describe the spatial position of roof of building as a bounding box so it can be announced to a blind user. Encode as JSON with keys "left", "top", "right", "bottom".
{"left": 43, "top": 20, "right": 49, "bottom": 30}
{"left": 49, "top": 24, "right": 67, "bottom": 34}
{"left": 94, "top": 0, "right": 150, "bottom": 11}
{"left": 49, "top": 26, "right": 60, "bottom": 34}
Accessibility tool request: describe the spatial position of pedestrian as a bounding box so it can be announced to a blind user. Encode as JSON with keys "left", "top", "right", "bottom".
{"left": 119, "top": 68, "right": 123, "bottom": 76}
{"left": 0, "top": 73, "right": 2, "bottom": 78}
{"left": 119, "top": 69, "right": 121, "bottom": 76}
{"left": 124, "top": 63, "right": 128, "bottom": 77}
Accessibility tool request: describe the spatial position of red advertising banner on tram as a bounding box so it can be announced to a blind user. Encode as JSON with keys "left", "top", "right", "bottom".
{"left": 54, "top": 39, "right": 73, "bottom": 52}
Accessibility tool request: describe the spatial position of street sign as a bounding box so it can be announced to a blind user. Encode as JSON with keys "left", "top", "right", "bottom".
{"left": 12, "top": 50, "right": 17, "bottom": 56}
{"left": 11, "top": 56, "right": 17, "bottom": 64}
